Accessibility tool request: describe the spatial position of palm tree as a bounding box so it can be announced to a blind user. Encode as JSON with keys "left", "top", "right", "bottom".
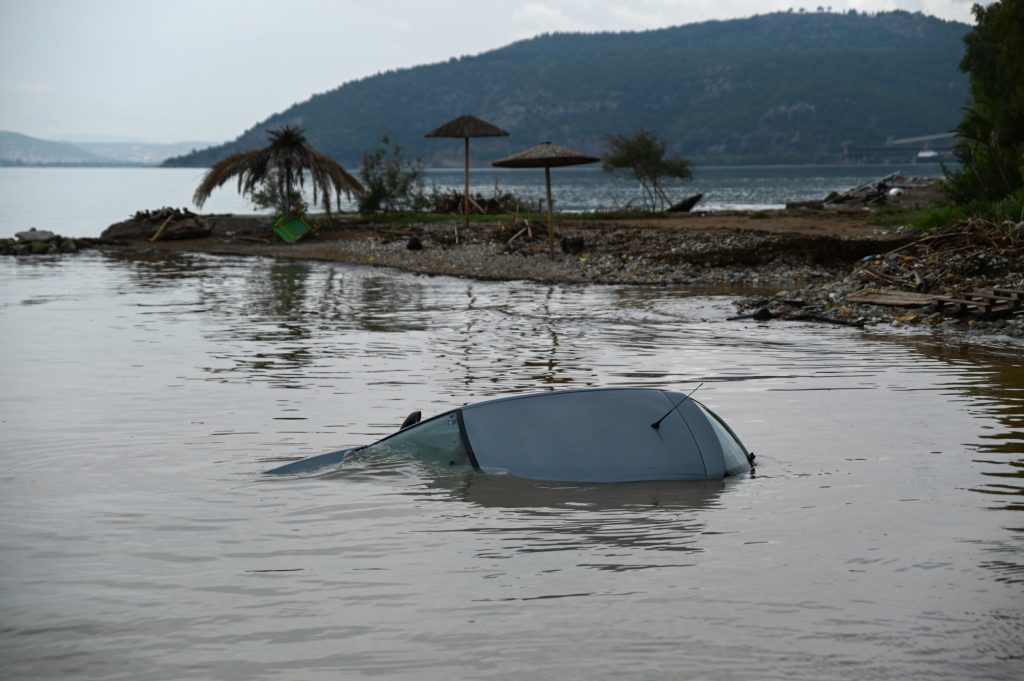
{"left": 193, "top": 126, "right": 363, "bottom": 217}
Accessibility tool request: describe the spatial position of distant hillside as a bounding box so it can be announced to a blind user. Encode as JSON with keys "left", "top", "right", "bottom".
{"left": 164, "top": 10, "right": 970, "bottom": 168}
{"left": 73, "top": 140, "right": 214, "bottom": 165}
{"left": 0, "top": 132, "right": 215, "bottom": 166}
{"left": 0, "top": 131, "right": 112, "bottom": 165}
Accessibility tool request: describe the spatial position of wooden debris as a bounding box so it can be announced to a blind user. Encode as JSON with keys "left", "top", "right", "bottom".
{"left": 825, "top": 172, "right": 903, "bottom": 207}
{"left": 149, "top": 214, "right": 176, "bottom": 242}
{"left": 934, "top": 288, "right": 1024, "bottom": 318}
{"left": 846, "top": 290, "right": 937, "bottom": 307}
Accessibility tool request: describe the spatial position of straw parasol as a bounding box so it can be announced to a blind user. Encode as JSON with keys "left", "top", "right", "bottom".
{"left": 492, "top": 141, "right": 599, "bottom": 255}
{"left": 425, "top": 114, "right": 510, "bottom": 242}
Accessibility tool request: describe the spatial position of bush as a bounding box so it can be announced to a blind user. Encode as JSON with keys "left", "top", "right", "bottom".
{"left": 358, "top": 135, "right": 429, "bottom": 213}
{"left": 246, "top": 167, "right": 307, "bottom": 215}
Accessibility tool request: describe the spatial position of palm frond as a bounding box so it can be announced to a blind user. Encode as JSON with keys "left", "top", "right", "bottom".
{"left": 192, "top": 126, "right": 364, "bottom": 215}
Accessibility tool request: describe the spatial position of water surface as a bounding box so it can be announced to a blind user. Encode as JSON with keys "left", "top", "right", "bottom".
{"left": 0, "top": 164, "right": 946, "bottom": 237}
{"left": 1, "top": 253, "right": 1020, "bottom": 680}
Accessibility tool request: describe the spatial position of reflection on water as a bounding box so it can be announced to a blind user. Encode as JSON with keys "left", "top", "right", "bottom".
{"left": 420, "top": 474, "right": 726, "bottom": 563}
{"left": 0, "top": 252, "right": 1021, "bottom": 681}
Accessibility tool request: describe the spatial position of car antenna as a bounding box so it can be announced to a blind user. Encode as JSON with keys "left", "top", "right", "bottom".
{"left": 650, "top": 382, "right": 703, "bottom": 430}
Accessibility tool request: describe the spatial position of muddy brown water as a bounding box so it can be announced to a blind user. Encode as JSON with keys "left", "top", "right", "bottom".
{"left": 1, "top": 252, "right": 1021, "bottom": 680}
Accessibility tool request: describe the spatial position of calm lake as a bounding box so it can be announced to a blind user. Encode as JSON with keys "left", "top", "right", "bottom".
{"left": 0, "top": 164, "right": 947, "bottom": 238}
{"left": 1, "top": 250, "right": 1021, "bottom": 680}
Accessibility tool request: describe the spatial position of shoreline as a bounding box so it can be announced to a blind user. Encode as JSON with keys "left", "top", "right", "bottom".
{"left": 5, "top": 204, "right": 1021, "bottom": 345}
{"left": 100, "top": 210, "right": 901, "bottom": 285}
{"left": 91, "top": 208, "right": 1024, "bottom": 344}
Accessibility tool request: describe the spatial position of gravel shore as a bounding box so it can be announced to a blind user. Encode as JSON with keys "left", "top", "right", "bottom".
{"left": 100, "top": 211, "right": 902, "bottom": 288}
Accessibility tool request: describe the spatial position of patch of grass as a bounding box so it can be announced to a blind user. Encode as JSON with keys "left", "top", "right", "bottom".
{"left": 316, "top": 209, "right": 676, "bottom": 228}
{"left": 871, "top": 199, "right": 1021, "bottom": 231}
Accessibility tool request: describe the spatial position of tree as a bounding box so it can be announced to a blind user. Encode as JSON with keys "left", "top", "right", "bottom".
{"left": 193, "top": 127, "right": 363, "bottom": 217}
{"left": 246, "top": 167, "right": 307, "bottom": 215}
{"left": 947, "top": 0, "right": 1024, "bottom": 204}
{"left": 602, "top": 130, "right": 693, "bottom": 211}
{"left": 357, "top": 135, "right": 428, "bottom": 213}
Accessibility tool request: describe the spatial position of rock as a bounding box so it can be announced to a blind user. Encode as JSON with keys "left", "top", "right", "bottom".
{"left": 16, "top": 228, "right": 56, "bottom": 243}
{"left": 30, "top": 241, "right": 51, "bottom": 254}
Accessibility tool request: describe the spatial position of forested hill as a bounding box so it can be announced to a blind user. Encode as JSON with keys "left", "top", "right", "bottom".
{"left": 164, "top": 10, "right": 970, "bottom": 168}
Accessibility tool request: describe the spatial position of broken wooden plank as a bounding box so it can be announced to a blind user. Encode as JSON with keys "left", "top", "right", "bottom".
{"left": 846, "top": 290, "right": 936, "bottom": 307}
{"left": 934, "top": 289, "right": 1022, "bottom": 317}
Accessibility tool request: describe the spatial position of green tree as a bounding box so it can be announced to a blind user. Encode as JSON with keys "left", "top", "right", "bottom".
{"left": 357, "top": 135, "right": 428, "bottom": 213}
{"left": 246, "top": 167, "right": 308, "bottom": 215}
{"left": 947, "top": 0, "right": 1024, "bottom": 204}
{"left": 602, "top": 130, "right": 693, "bottom": 210}
{"left": 193, "top": 126, "right": 363, "bottom": 217}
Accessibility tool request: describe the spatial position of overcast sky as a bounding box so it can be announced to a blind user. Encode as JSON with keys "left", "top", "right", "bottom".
{"left": 0, "top": 0, "right": 978, "bottom": 144}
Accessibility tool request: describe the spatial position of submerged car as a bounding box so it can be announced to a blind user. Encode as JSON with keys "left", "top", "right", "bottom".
{"left": 265, "top": 387, "right": 754, "bottom": 482}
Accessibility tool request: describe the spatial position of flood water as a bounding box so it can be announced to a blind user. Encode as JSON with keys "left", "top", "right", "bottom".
{"left": 1, "top": 252, "right": 1021, "bottom": 680}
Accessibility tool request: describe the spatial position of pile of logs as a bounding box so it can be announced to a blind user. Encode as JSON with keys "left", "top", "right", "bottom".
{"left": 134, "top": 207, "right": 195, "bottom": 221}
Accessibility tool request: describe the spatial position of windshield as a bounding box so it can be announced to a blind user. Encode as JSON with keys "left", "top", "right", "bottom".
{"left": 362, "top": 411, "right": 472, "bottom": 469}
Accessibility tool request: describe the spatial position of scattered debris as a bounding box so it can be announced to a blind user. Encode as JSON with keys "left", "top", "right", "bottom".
{"left": 786, "top": 174, "right": 943, "bottom": 211}
{"left": 430, "top": 188, "right": 526, "bottom": 215}
{"left": 825, "top": 171, "right": 904, "bottom": 207}
{"left": 561, "top": 236, "right": 585, "bottom": 254}
{"left": 103, "top": 208, "right": 214, "bottom": 242}
{"left": 737, "top": 218, "right": 1024, "bottom": 338}
{"left": 935, "top": 288, "right": 1024, "bottom": 318}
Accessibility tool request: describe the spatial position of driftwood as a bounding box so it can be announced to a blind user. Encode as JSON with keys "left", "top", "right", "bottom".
{"left": 149, "top": 215, "right": 176, "bottom": 242}
{"left": 785, "top": 200, "right": 824, "bottom": 211}
{"left": 667, "top": 193, "right": 703, "bottom": 213}
{"left": 150, "top": 215, "right": 213, "bottom": 242}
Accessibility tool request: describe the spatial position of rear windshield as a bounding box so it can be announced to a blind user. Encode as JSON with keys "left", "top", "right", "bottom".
{"left": 695, "top": 402, "right": 751, "bottom": 476}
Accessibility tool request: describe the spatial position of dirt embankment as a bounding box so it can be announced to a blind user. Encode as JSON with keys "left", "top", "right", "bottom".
{"left": 99, "top": 209, "right": 910, "bottom": 287}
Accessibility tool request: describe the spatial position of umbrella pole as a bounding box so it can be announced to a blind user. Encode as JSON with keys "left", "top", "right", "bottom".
{"left": 544, "top": 165, "right": 555, "bottom": 256}
{"left": 461, "top": 136, "right": 470, "bottom": 244}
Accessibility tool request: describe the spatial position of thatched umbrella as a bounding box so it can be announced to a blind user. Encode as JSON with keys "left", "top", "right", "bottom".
{"left": 425, "top": 115, "right": 510, "bottom": 242}
{"left": 492, "top": 141, "right": 599, "bottom": 255}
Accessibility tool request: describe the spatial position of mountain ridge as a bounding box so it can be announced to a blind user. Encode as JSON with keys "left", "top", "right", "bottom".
{"left": 163, "top": 10, "right": 971, "bottom": 168}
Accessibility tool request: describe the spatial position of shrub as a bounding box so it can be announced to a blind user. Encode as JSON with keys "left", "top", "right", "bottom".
{"left": 358, "top": 135, "right": 429, "bottom": 213}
